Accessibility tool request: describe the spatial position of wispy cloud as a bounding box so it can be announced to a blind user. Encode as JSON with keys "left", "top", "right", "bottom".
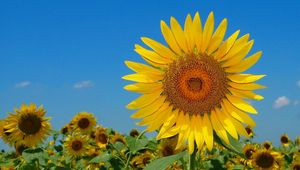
{"left": 15, "top": 81, "right": 31, "bottom": 88}
{"left": 273, "top": 96, "right": 290, "bottom": 109}
{"left": 73, "top": 80, "right": 94, "bottom": 89}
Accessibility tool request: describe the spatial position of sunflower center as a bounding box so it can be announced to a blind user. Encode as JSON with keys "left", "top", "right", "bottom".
{"left": 188, "top": 78, "right": 203, "bottom": 91}
{"left": 245, "top": 149, "right": 254, "bottom": 159}
{"left": 163, "top": 54, "right": 228, "bottom": 115}
{"left": 255, "top": 152, "right": 274, "bottom": 168}
{"left": 18, "top": 113, "right": 42, "bottom": 135}
{"left": 162, "top": 146, "right": 174, "bottom": 157}
{"left": 71, "top": 140, "right": 83, "bottom": 151}
{"left": 78, "top": 118, "right": 90, "bottom": 129}
{"left": 263, "top": 143, "right": 271, "bottom": 150}
{"left": 281, "top": 136, "right": 288, "bottom": 143}
{"left": 97, "top": 133, "right": 108, "bottom": 144}
{"left": 294, "top": 164, "right": 300, "bottom": 170}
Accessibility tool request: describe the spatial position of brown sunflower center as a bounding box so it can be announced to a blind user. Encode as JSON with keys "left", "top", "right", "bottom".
{"left": 143, "top": 156, "right": 151, "bottom": 165}
{"left": 245, "top": 149, "right": 254, "bottom": 159}
{"left": 293, "top": 164, "right": 300, "bottom": 170}
{"left": 61, "top": 127, "right": 68, "bottom": 135}
{"left": 281, "top": 136, "right": 288, "bottom": 144}
{"left": 18, "top": 113, "right": 42, "bottom": 135}
{"left": 263, "top": 143, "right": 271, "bottom": 150}
{"left": 162, "top": 146, "right": 174, "bottom": 157}
{"left": 255, "top": 152, "right": 274, "bottom": 169}
{"left": 97, "top": 133, "right": 108, "bottom": 144}
{"left": 163, "top": 54, "right": 228, "bottom": 115}
{"left": 71, "top": 140, "right": 83, "bottom": 151}
{"left": 78, "top": 118, "right": 90, "bottom": 129}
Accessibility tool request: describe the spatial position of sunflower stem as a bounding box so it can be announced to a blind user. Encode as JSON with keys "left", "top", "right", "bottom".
{"left": 189, "top": 149, "right": 197, "bottom": 170}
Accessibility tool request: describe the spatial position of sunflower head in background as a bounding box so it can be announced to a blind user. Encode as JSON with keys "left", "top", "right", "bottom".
{"left": 280, "top": 134, "right": 290, "bottom": 147}
{"left": 71, "top": 112, "right": 97, "bottom": 134}
{"left": 123, "top": 11, "right": 265, "bottom": 154}
{"left": 64, "top": 133, "right": 89, "bottom": 158}
{"left": 94, "top": 126, "right": 109, "bottom": 149}
{"left": 243, "top": 144, "right": 257, "bottom": 160}
{"left": 252, "top": 149, "right": 282, "bottom": 170}
{"left": 0, "top": 120, "right": 13, "bottom": 145}
{"left": 3, "top": 104, "right": 51, "bottom": 147}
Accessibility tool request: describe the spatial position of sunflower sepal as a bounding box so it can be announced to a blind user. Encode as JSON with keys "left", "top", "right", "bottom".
{"left": 213, "top": 133, "right": 244, "bottom": 158}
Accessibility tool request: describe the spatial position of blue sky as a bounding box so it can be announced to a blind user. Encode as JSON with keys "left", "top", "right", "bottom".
{"left": 1, "top": 0, "right": 300, "bottom": 149}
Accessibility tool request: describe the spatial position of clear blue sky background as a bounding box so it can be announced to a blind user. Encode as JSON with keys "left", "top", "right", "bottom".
{"left": 1, "top": 0, "right": 300, "bottom": 150}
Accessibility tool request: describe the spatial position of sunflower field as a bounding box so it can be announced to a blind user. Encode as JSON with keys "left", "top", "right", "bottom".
{"left": 1, "top": 11, "right": 300, "bottom": 170}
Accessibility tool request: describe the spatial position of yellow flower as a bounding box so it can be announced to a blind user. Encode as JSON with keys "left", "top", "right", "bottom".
{"left": 158, "top": 135, "right": 184, "bottom": 157}
{"left": 291, "top": 160, "right": 300, "bottom": 170}
{"left": 64, "top": 133, "right": 89, "bottom": 158}
{"left": 130, "top": 129, "right": 140, "bottom": 137}
{"left": 0, "top": 119, "right": 13, "bottom": 145}
{"left": 4, "top": 104, "right": 51, "bottom": 147}
{"left": 245, "top": 125, "right": 255, "bottom": 138}
{"left": 123, "top": 11, "right": 264, "bottom": 153}
{"left": 71, "top": 112, "right": 97, "bottom": 134}
{"left": 252, "top": 149, "right": 281, "bottom": 170}
{"left": 130, "top": 151, "right": 154, "bottom": 169}
{"left": 280, "top": 134, "right": 290, "bottom": 147}
{"left": 262, "top": 141, "right": 272, "bottom": 150}
{"left": 94, "top": 126, "right": 109, "bottom": 149}
{"left": 243, "top": 144, "right": 257, "bottom": 159}
{"left": 111, "top": 133, "right": 126, "bottom": 145}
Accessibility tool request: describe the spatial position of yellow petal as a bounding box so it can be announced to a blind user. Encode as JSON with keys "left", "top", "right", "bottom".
{"left": 161, "top": 20, "right": 182, "bottom": 55}
{"left": 131, "top": 95, "right": 166, "bottom": 118}
{"left": 210, "top": 110, "right": 230, "bottom": 144}
{"left": 125, "top": 61, "right": 163, "bottom": 75}
{"left": 141, "top": 37, "right": 177, "bottom": 60}
{"left": 124, "top": 83, "right": 163, "bottom": 94}
{"left": 138, "top": 102, "right": 169, "bottom": 126}
{"left": 229, "top": 87, "right": 264, "bottom": 100}
{"left": 214, "top": 30, "right": 240, "bottom": 60}
{"left": 222, "top": 99, "right": 257, "bottom": 125}
{"left": 157, "top": 125, "right": 180, "bottom": 139}
{"left": 126, "top": 90, "right": 162, "bottom": 110}
{"left": 176, "top": 113, "right": 189, "bottom": 150}
{"left": 207, "top": 18, "right": 227, "bottom": 55}
{"left": 188, "top": 126, "right": 195, "bottom": 154}
{"left": 122, "top": 74, "right": 161, "bottom": 83}
{"left": 221, "top": 34, "right": 250, "bottom": 61}
{"left": 215, "top": 108, "right": 238, "bottom": 140}
{"left": 222, "top": 40, "right": 254, "bottom": 67}
{"left": 135, "top": 44, "right": 169, "bottom": 68}
{"left": 135, "top": 46, "right": 172, "bottom": 64}
{"left": 227, "top": 115, "right": 249, "bottom": 138}
{"left": 184, "top": 14, "right": 195, "bottom": 52}
{"left": 170, "top": 17, "right": 189, "bottom": 53}
{"left": 146, "top": 106, "right": 173, "bottom": 131}
{"left": 228, "top": 74, "right": 265, "bottom": 83}
{"left": 158, "top": 109, "right": 179, "bottom": 138}
{"left": 201, "top": 12, "right": 214, "bottom": 53}
{"left": 225, "top": 51, "right": 262, "bottom": 73}
{"left": 202, "top": 114, "right": 213, "bottom": 151}
{"left": 228, "top": 82, "right": 266, "bottom": 91}
{"left": 226, "top": 94, "right": 257, "bottom": 114}
{"left": 194, "top": 115, "right": 204, "bottom": 149}
{"left": 193, "top": 12, "right": 203, "bottom": 53}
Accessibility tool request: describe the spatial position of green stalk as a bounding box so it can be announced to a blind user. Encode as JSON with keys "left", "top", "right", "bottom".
{"left": 189, "top": 149, "right": 197, "bottom": 170}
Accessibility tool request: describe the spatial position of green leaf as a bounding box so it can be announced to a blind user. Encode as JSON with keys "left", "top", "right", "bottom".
{"left": 22, "top": 148, "right": 48, "bottom": 166}
{"left": 126, "top": 136, "right": 149, "bottom": 154}
{"left": 144, "top": 151, "right": 188, "bottom": 170}
{"left": 214, "top": 133, "right": 244, "bottom": 157}
{"left": 90, "top": 153, "right": 112, "bottom": 163}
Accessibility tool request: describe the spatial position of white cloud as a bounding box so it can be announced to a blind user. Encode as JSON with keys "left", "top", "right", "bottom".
{"left": 273, "top": 96, "right": 290, "bottom": 109}
{"left": 73, "top": 80, "right": 94, "bottom": 89}
{"left": 15, "top": 81, "right": 31, "bottom": 88}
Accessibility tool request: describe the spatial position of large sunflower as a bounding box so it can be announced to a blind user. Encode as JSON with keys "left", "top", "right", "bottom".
{"left": 4, "top": 104, "right": 51, "bottom": 147}
{"left": 123, "top": 12, "right": 265, "bottom": 153}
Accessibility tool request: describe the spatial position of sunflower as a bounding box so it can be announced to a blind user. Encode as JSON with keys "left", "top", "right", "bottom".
{"left": 64, "top": 133, "right": 89, "bottom": 158}
{"left": 123, "top": 11, "right": 264, "bottom": 153}
{"left": 243, "top": 144, "right": 257, "bottom": 159}
{"left": 94, "top": 126, "right": 109, "bottom": 149}
{"left": 0, "top": 120, "right": 13, "bottom": 145}
{"left": 292, "top": 160, "right": 300, "bottom": 170}
{"left": 280, "top": 134, "right": 290, "bottom": 147}
{"left": 130, "top": 129, "right": 140, "bottom": 137}
{"left": 252, "top": 149, "right": 282, "bottom": 170}
{"left": 3, "top": 104, "right": 51, "bottom": 147}
{"left": 130, "top": 151, "right": 154, "bottom": 169}
{"left": 158, "top": 135, "right": 184, "bottom": 157}
{"left": 71, "top": 112, "right": 97, "bottom": 134}
{"left": 245, "top": 125, "right": 255, "bottom": 138}
{"left": 262, "top": 141, "right": 272, "bottom": 150}
{"left": 111, "top": 133, "right": 126, "bottom": 145}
